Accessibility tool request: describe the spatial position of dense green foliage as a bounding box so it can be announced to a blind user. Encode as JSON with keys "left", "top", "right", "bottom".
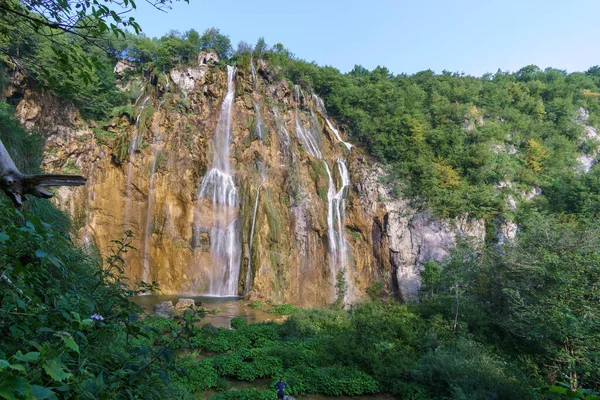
{"left": 0, "top": 108, "right": 203, "bottom": 399}
{"left": 259, "top": 51, "right": 600, "bottom": 219}
{"left": 2, "top": 8, "right": 600, "bottom": 397}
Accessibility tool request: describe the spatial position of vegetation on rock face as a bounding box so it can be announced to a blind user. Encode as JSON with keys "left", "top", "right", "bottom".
{"left": 2, "top": 2, "right": 600, "bottom": 397}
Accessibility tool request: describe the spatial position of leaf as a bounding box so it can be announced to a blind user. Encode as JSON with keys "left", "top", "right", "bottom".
{"left": 13, "top": 351, "right": 40, "bottom": 363}
{"left": 0, "top": 232, "right": 9, "bottom": 242}
{"left": 43, "top": 359, "right": 72, "bottom": 382}
{"left": 31, "top": 385, "right": 57, "bottom": 400}
{"left": 9, "top": 364, "right": 26, "bottom": 372}
{"left": 60, "top": 335, "right": 80, "bottom": 354}
{"left": 0, "top": 359, "right": 10, "bottom": 370}
{"left": 0, "top": 375, "right": 33, "bottom": 399}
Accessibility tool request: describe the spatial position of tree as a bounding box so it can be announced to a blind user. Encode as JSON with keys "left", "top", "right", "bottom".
{"left": 199, "top": 27, "right": 232, "bottom": 59}
{"left": 0, "top": 0, "right": 187, "bottom": 84}
{"left": 254, "top": 36, "right": 268, "bottom": 57}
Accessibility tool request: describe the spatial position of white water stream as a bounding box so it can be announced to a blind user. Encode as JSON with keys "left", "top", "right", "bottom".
{"left": 313, "top": 94, "right": 352, "bottom": 151}
{"left": 141, "top": 150, "right": 159, "bottom": 283}
{"left": 294, "top": 86, "right": 322, "bottom": 158}
{"left": 197, "top": 66, "right": 241, "bottom": 296}
{"left": 244, "top": 164, "right": 266, "bottom": 294}
{"left": 124, "top": 96, "right": 151, "bottom": 227}
{"left": 323, "top": 159, "right": 354, "bottom": 303}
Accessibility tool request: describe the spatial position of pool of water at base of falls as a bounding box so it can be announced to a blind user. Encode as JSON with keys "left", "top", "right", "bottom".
{"left": 131, "top": 295, "right": 284, "bottom": 328}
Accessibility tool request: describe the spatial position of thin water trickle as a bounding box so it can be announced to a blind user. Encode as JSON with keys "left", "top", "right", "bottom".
{"left": 250, "top": 56, "right": 259, "bottom": 92}
{"left": 254, "top": 101, "right": 264, "bottom": 139}
{"left": 245, "top": 164, "right": 266, "bottom": 294}
{"left": 272, "top": 108, "right": 291, "bottom": 160}
{"left": 294, "top": 86, "right": 322, "bottom": 158}
{"left": 142, "top": 150, "right": 159, "bottom": 283}
{"left": 313, "top": 94, "right": 352, "bottom": 151}
{"left": 124, "top": 96, "right": 151, "bottom": 227}
{"left": 158, "top": 71, "right": 170, "bottom": 110}
{"left": 196, "top": 66, "right": 241, "bottom": 296}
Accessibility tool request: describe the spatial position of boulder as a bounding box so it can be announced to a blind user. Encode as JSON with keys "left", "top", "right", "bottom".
{"left": 153, "top": 301, "right": 174, "bottom": 319}
{"left": 175, "top": 298, "right": 195, "bottom": 309}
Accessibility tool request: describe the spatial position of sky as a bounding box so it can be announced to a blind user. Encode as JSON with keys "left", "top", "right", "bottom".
{"left": 133, "top": 0, "right": 600, "bottom": 77}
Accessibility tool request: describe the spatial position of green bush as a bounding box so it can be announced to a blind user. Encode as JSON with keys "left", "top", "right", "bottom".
{"left": 230, "top": 317, "right": 247, "bottom": 329}
{"left": 284, "top": 365, "right": 379, "bottom": 396}
{"left": 170, "top": 356, "right": 218, "bottom": 392}
{"left": 189, "top": 327, "right": 251, "bottom": 353}
{"left": 280, "top": 307, "right": 350, "bottom": 339}
{"left": 249, "top": 301, "right": 264, "bottom": 308}
{"left": 210, "top": 389, "right": 274, "bottom": 400}
{"left": 412, "top": 338, "right": 534, "bottom": 400}
{"left": 212, "top": 349, "right": 283, "bottom": 381}
{"left": 268, "top": 304, "right": 297, "bottom": 315}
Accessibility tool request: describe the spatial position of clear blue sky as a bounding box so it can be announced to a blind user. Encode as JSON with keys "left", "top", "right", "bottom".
{"left": 133, "top": 0, "right": 600, "bottom": 76}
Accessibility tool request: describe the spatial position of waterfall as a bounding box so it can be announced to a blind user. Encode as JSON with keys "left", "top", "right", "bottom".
{"left": 124, "top": 96, "right": 151, "bottom": 226}
{"left": 245, "top": 164, "right": 266, "bottom": 294}
{"left": 313, "top": 94, "right": 352, "bottom": 151}
{"left": 158, "top": 71, "right": 170, "bottom": 110}
{"left": 324, "top": 158, "right": 354, "bottom": 303}
{"left": 254, "top": 101, "right": 264, "bottom": 140}
{"left": 250, "top": 56, "right": 259, "bottom": 91}
{"left": 141, "top": 150, "right": 159, "bottom": 283}
{"left": 272, "top": 108, "right": 291, "bottom": 159}
{"left": 197, "top": 65, "right": 241, "bottom": 296}
{"left": 163, "top": 71, "right": 170, "bottom": 92}
{"left": 83, "top": 161, "right": 97, "bottom": 247}
{"left": 294, "top": 86, "right": 322, "bottom": 159}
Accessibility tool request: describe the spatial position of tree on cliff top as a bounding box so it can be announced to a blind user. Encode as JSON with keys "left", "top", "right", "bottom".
{"left": 199, "top": 27, "right": 232, "bottom": 60}
{"left": 0, "top": 0, "right": 187, "bottom": 85}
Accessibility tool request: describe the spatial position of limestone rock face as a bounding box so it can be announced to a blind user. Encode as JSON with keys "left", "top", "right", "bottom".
{"left": 7, "top": 60, "right": 486, "bottom": 305}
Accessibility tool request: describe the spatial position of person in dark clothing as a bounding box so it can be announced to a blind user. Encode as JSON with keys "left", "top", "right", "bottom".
{"left": 274, "top": 378, "right": 287, "bottom": 399}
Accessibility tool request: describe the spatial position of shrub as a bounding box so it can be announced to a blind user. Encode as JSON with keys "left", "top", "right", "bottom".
{"left": 230, "top": 317, "right": 247, "bottom": 329}
{"left": 280, "top": 308, "right": 350, "bottom": 339}
{"left": 212, "top": 349, "right": 283, "bottom": 381}
{"left": 189, "top": 327, "right": 251, "bottom": 353}
{"left": 284, "top": 365, "right": 379, "bottom": 396}
{"left": 412, "top": 338, "right": 534, "bottom": 400}
{"left": 268, "top": 304, "right": 297, "bottom": 315}
{"left": 210, "top": 389, "right": 274, "bottom": 400}
{"left": 170, "top": 356, "right": 218, "bottom": 392}
{"left": 249, "top": 301, "right": 264, "bottom": 308}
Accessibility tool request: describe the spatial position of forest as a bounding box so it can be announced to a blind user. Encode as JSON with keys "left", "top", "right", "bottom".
{"left": 1, "top": 0, "right": 600, "bottom": 398}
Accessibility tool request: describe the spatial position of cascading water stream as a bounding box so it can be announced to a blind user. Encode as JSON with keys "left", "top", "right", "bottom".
{"left": 323, "top": 158, "right": 354, "bottom": 303}
{"left": 250, "top": 56, "right": 259, "bottom": 92}
{"left": 254, "top": 102, "right": 264, "bottom": 140}
{"left": 83, "top": 161, "right": 97, "bottom": 246}
{"left": 313, "top": 94, "right": 353, "bottom": 151}
{"left": 124, "top": 96, "right": 151, "bottom": 226}
{"left": 250, "top": 57, "right": 264, "bottom": 140}
{"left": 158, "top": 71, "right": 170, "bottom": 110}
{"left": 294, "top": 86, "right": 322, "bottom": 158}
{"left": 141, "top": 149, "right": 159, "bottom": 283}
{"left": 245, "top": 164, "right": 266, "bottom": 294}
{"left": 273, "top": 108, "right": 291, "bottom": 159}
{"left": 196, "top": 66, "right": 241, "bottom": 296}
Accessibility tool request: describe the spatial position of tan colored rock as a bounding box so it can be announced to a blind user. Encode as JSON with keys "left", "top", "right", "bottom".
{"left": 10, "top": 62, "right": 487, "bottom": 306}
{"left": 175, "top": 298, "right": 195, "bottom": 309}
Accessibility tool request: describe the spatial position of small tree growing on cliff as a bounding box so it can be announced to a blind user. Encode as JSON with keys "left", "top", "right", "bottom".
{"left": 334, "top": 268, "right": 348, "bottom": 308}
{"left": 199, "top": 27, "right": 232, "bottom": 60}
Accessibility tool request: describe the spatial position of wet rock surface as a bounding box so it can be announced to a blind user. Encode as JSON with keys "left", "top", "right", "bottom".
{"left": 8, "top": 58, "right": 487, "bottom": 305}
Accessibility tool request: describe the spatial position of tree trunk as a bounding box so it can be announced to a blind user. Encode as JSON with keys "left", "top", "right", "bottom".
{"left": 0, "top": 139, "right": 85, "bottom": 207}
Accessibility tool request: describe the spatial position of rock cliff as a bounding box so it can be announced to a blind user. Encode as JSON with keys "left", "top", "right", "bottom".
{"left": 6, "top": 54, "right": 485, "bottom": 305}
